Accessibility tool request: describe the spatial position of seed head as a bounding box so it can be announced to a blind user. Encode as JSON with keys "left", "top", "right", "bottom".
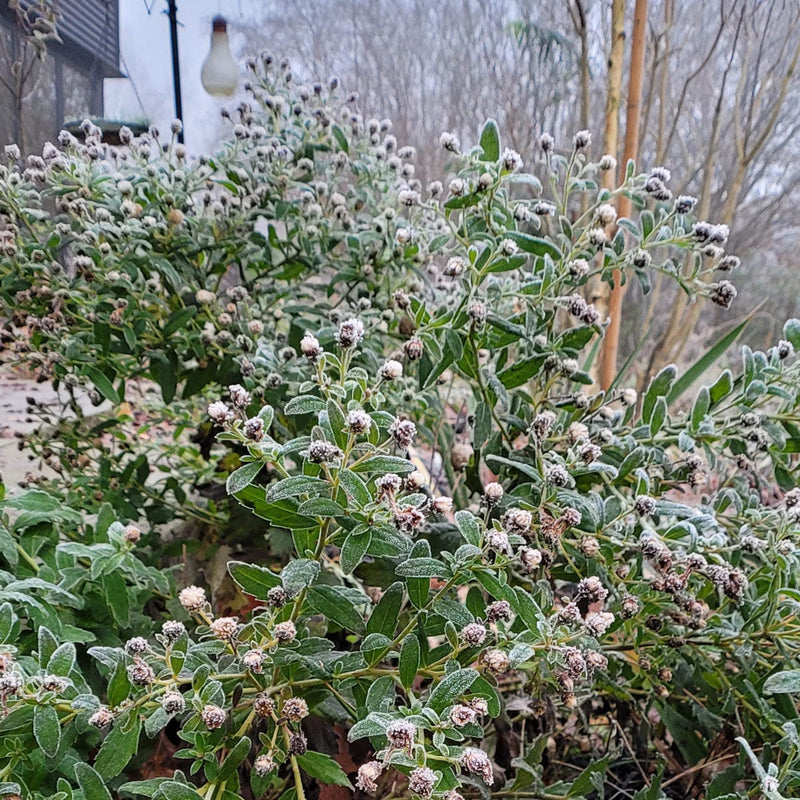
{"left": 379, "top": 360, "right": 403, "bottom": 381}
{"left": 162, "top": 691, "right": 185, "bottom": 713}
{"left": 501, "top": 147, "right": 523, "bottom": 172}
{"left": 242, "top": 648, "right": 265, "bottom": 673}
{"left": 336, "top": 317, "right": 365, "bottom": 348}
{"left": 125, "top": 636, "right": 148, "bottom": 655}
{"left": 289, "top": 732, "right": 307, "bottom": 755}
{"left": 306, "top": 440, "right": 343, "bottom": 463}
{"left": 128, "top": 662, "right": 156, "bottom": 686}
{"left": 483, "top": 649, "right": 510, "bottom": 674}
{"left": 211, "top": 616, "right": 239, "bottom": 641}
{"left": 486, "top": 600, "right": 513, "bottom": 623}
{"left": 89, "top": 707, "right": 114, "bottom": 728}
{"left": 460, "top": 747, "right": 494, "bottom": 785}
{"left": 346, "top": 409, "right": 372, "bottom": 434}
{"left": 389, "top": 418, "right": 416, "bottom": 449}
{"left": 386, "top": 719, "right": 417, "bottom": 750}
{"left": 573, "top": 130, "right": 591, "bottom": 150}
{"left": 585, "top": 611, "right": 615, "bottom": 637}
{"left": 208, "top": 401, "right": 232, "bottom": 425}
{"left": 404, "top": 337, "right": 424, "bottom": 360}
{"left": 254, "top": 753, "right": 276, "bottom": 776}
{"left": 518, "top": 547, "right": 543, "bottom": 572}
{"left": 229, "top": 384, "right": 251, "bottom": 408}
{"left": 254, "top": 693, "right": 276, "bottom": 717}
{"left": 484, "top": 482, "right": 504, "bottom": 505}
{"left": 502, "top": 507, "right": 532, "bottom": 534}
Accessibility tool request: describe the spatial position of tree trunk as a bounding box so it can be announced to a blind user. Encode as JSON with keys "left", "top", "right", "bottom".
{"left": 599, "top": 0, "right": 648, "bottom": 390}
{"left": 587, "top": 0, "right": 625, "bottom": 384}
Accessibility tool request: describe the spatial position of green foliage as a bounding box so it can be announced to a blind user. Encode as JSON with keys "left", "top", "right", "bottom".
{"left": 1, "top": 58, "right": 800, "bottom": 800}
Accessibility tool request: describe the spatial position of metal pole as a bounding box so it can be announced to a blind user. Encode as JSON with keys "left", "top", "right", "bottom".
{"left": 167, "top": 0, "right": 184, "bottom": 143}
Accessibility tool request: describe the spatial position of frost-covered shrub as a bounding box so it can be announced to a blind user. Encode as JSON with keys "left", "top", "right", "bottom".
{"left": 2, "top": 58, "right": 800, "bottom": 800}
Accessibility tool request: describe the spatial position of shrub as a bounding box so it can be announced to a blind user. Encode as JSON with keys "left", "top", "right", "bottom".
{"left": 2, "top": 58, "right": 800, "bottom": 800}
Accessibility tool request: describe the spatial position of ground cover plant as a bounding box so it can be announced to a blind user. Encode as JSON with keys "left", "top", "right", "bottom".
{"left": 2, "top": 56, "right": 800, "bottom": 800}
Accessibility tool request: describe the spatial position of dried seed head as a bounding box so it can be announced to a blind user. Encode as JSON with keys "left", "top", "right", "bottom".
{"left": 306, "top": 440, "right": 343, "bottom": 463}
{"left": 289, "top": 732, "right": 307, "bottom": 755}
{"left": 128, "top": 661, "right": 156, "bottom": 686}
{"left": 300, "top": 332, "right": 323, "bottom": 360}
{"left": 518, "top": 547, "right": 543, "bottom": 572}
{"left": 379, "top": 359, "right": 403, "bottom": 381}
{"left": 502, "top": 507, "right": 532, "bottom": 534}
{"left": 346, "top": 409, "right": 372, "bottom": 434}
{"left": 573, "top": 130, "right": 591, "bottom": 150}
{"left": 484, "top": 482, "right": 504, "bottom": 505}
{"left": 389, "top": 418, "right": 416, "bottom": 449}
{"left": 242, "top": 648, "right": 265, "bottom": 673}
{"left": 161, "top": 620, "right": 186, "bottom": 642}
{"left": 336, "top": 317, "right": 365, "bottom": 348}
{"left": 208, "top": 401, "right": 232, "bottom": 425}
{"left": 89, "top": 707, "right": 114, "bottom": 728}
{"left": 125, "top": 636, "right": 149, "bottom": 655}
{"left": 229, "top": 384, "right": 251, "bottom": 408}
{"left": 254, "top": 753, "right": 276, "bottom": 776}
{"left": 584, "top": 611, "right": 615, "bottom": 637}
{"left": 483, "top": 649, "right": 510, "bottom": 674}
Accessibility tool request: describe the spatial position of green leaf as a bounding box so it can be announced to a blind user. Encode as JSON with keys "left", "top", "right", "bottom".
{"left": 455, "top": 511, "right": 481, "bottom": 546}
{"left": 154, "top": 783, "right": 204, "bottom": 800}
{"left": 497, "top": 355, "right": 545, "bottom": 389}
{"left": 331, "top": 124, "right": 349, "bottom": 153}
{"left": 399, "top": 635, "right": 420, "bottom": 689}
{"left": 784, "top": 318, "right": 800, "bottom": 350}
{"left": 226, "top": 461, "right": 262, "bottom": 495}
{"left": 163, "top": 307, "right": 197, "bottom": 337}
{"left": 33, "top": 704, "right": 61, "bottom": 758}
{"left": 47, "top": 642, "right": 76, "bottom": 676}
{"left": 428, "top": 668, "right": 479, "bottom": 713}
{"left": 763, "top": 670, "right": 800, "bottom": 694}
{"left": 649, "top": 396, "right": 667, "bottom": 436}
{"left": 350, "top": 455, "right": 415, "bottom": 474}
{"left": 395, "top": 557, "right": 449, "bottom": 578}
{"left": 479, "top": 118, "right": 500, "bottom": 161}
{"left": 75, "top": 763, "right": 113, "bottom": 800}
{"left": 367, "top": 582, "right": 404, "bottom": 637}
{"left": 228, "top": 561, "right": 281, "bottom": 598}
{"left": 103, "top": 572, "right": 130, "bottom": 626}
{"left": 568, "top": 756, "right": 610, "bottom": 797}
{"left": 504, "top": 231, "right": 561, "bottom": 259}
{"left": 307, "top": 586, "right": 366, "bottom": 634}
{"left": 296, "top": 497, "right": 345, "bottom": 517}
{"left": 667, "top": 318, "right": 749, "bottom": 404}
{"left": 94, "top": 714, "right": 142, "bottom": 778}
{"left": 85, "top": 367, "right": 120, "bottom": 404}
{"left": 266, "top": 475, "right": 328, "bottom": 502}
{"left": 217, "top": 736, "right": 252, "bottom": 782}
{"left": 295, "top": 751, "right": 353, "bottom": 788}
{"left": 691, "top": 386, "right": 710, "bottom": 429}
{"left": 337, "top": 469, "right": 371, "bottom": 506}
{"left": 643, "top": 365, "right": 676, "bottom": 422}
{"left": 281, "top": 559, "right": 320, "bottom": 594}
{"left": 340, "top": 530, "right": 372, "bottom": 574}
{"left": 709, "top": 369, "right": 734, "bottom": 405}
{"left": 284, "top": 395, "right": 326, "bottom": 415}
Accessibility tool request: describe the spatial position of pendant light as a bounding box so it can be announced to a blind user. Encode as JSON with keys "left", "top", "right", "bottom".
{"left": 201, "top": 16, "right": 238, "bottom": 97}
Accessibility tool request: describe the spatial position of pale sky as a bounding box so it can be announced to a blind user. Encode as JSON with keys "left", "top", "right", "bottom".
{"left": 104, "top": 0, "right": 259, "bottom": 154}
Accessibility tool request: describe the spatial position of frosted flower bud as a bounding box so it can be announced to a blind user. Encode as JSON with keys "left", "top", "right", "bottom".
{"left": 577, "top": 576, "right": 608, "bottom": 602}
{"left": 300, "top": 332, "right": 323, "bottom": 361}
{"left": 477, "top": 172, "right": 493, "bottom": 191}
{"left": 532, "top": 410, "right": 557, "bottom": 438}
{"left": 386, "top": 719, "right": 416, "bottom": 749}
{"left": 545, "top": 464, "right": 570, "bottom": 486}
{"left": 282, "top": 696, "right": 308, "bottom": 721}
{"left": 460, "top": 747, "right": 494, "bottom": 785}
{"left": 486, "top": 600, "right": 513, "bottom": 622}
{"left": 389, "top": 418, "right": 416, "bottom": 449}
{"left": 777, "top": 340, "right": 794, "bottom": 359}
{"left": 346, "top": 409, "right": 372, "bottom": 433}
{"left": 404, "top": 337, "right": 424, "bottom": 360}
{"left": 568, "top": 258, "right": 590, "bottom": 279}
{"left": 201, "top": 704, "right": 226, "bottom": 729}
{"left": 395, "top": 227, "right": 413, "bottom": 245}
{"left": 621, "top": 596, "right": 639, "bottom": 618}
{"left": 540, "top": 133, "right": 555, "bottom": 152}
{"left": 336, "top": 318, "right": 365, "bottom": 348}
{"left": 573, "top": 130, "right": 591, "bottom": 150}
{"left": 229, "top": 384, "right": 251, "bottom": 408}
{"left": 208, "top": 401, "right": 232, "bottom": 424}
{"left": 621, "top": 387, "right": 638, "bottom": 405}
{"left": 459, "top": 622, "right": 487, "bottom": 647}
{"left": 211, "top": 616, "right": 239, "bottom": 641}
{"left": 502, "top": 507, "right": 532, "bottom": 534}
{"left": 432, "top": 496, "right": 454, "bottom": 514}
{"left": 440, "top": 131, "right": 460, "bottom": 152}
{"left": 254, "top": 693, "right": 276, "bottom": 717}
{"left": 289, "top": 732, "right": 307, "bottom": 755}
{"left": 273, "top": 621, "right": 297, "bottom": 643}
{"left": 161, "top": 620, "right": 186, "bottom": 642}
{"left": 518, "top": 547, "right": 542, "bottom": 572}
{"left": 585, "top": 611, "right": 615, "bottom": 637}
{"left": 162, "top": 690, "right": 185, "bottom": 713}
{"left": 306, "top": 440, "right": 343, "bottom": 463}
{"left": 409, "top": 767, "right": 437, "bottom": 798}
{"left": 650, "top": 166, "right": 671, "bottom": 183}
{"left": 483, "top": 649, "right": 510, "bottom": 674}
{"left": 675, "top": 194, "right": 697, "bottom": 214}
{"left": 595, "top": 203, "right": 617, "bottom": 227}
{"left": 580, "top": 443, "right": 602, "bottom": 464}
{"left": 450, "top": 704, "right": 478, "bottom": 726}
{"left": 501, "top": 147, "right": 523, "bottom": 172}
{"left": 710, "top": 280, "right": 737, "bottom": 309}
{"left": 128, "top": 662, "right": 155, "bottom": 686}
{"left": 588, "top": 228, "right": 607, "bottom": 247}
{"left": 125, "top": 636, "right": 148, "bottom": 655}
{"left": 449, "top": 178, "right": 467, "bottom": 196}
{"left": 356, "top": 760, "right": 384, "bottom": 792}
{"left": 245, "top": 417, "right": 264, "bottom": 441}
{"left": 484, "top": 482, "right": 503, "bottom": 505}
{"left": 254, "top": 753, "right": 276, "bottom": 776}
{"left": 89, "top": 707, "right": 113, "bottom": 728}
{"left": 444, "top": 256, "right": 466, "bottom": 277}
{"left": 599, "top": 154, "right": 617, "bottom": 171}
{"left": 717, "top": 255, "right": 740, "bottom": 272}
{"left": 500, "top": 238, "right": 519, "bottom": 256}
{"left": 178, "top": 585, "right": 206, "bottom": 612}
{"left": 379, "top": 360, "right": 403, "bottom": 381}
{"left": 376, "top": 473, "right": 403, "bottom": 498}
